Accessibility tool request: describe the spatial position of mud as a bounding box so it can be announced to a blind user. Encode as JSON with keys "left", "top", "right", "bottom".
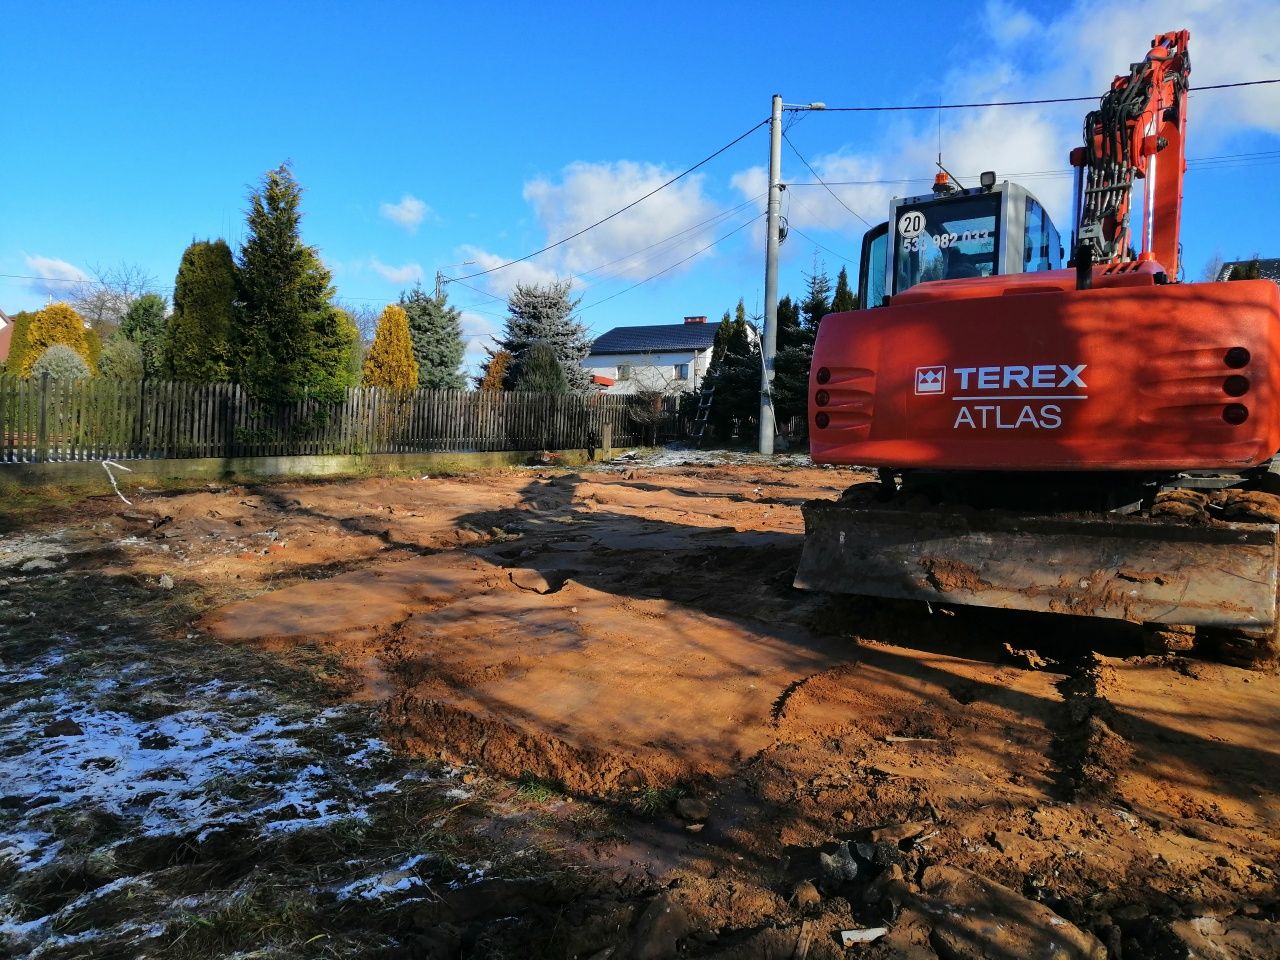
{"left": 16, "top": 457, "right": 1280, "bottom": 957}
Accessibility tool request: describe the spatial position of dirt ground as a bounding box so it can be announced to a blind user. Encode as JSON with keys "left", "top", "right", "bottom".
{"left": 4, "top": 451, "right": 1280, "bottom": 958}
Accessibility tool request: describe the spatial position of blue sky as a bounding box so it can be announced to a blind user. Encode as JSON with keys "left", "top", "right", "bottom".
{"left": 3, "top": 0, "right": 1278, "bottom": 372}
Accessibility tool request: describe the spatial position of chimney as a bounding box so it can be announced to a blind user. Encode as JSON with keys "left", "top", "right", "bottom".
{"left": 683, "top": 315, "right": 707, "bottom": 324}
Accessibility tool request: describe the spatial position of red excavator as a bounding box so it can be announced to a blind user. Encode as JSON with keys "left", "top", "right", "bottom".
{"left": 798, "top": 30, "right": 1280, "bottom": 663}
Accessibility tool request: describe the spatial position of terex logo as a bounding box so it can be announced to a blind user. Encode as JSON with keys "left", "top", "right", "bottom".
{"left": 954, "top": 364, "right": 1087, "bottom": 390}
{"left": 912, "top": 361, "right": 1090, "bottom": 431}
{"left": 915, "top": 365, "right": 946, "bottom": 395}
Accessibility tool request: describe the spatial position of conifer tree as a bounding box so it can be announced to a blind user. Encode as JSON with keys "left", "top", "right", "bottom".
{"left": 399, "top": 285, "right": 466, "bottom": 389}
{"left": 773, "top": 294, "right": 811, "bottom": 423}
{"left": 477, "top": 349, "right": 512, "bottom": 390}
{"left": 362, "top": 304, "right": 419, "bottom": 389}
{"left": 19, "top": 303, "right": 93, "bottom": 377}
{"left": 1228, "top": 258, "right": 1263, "bottom": 281}
{"left": 831, "top": 265, "right": 857, "bottom": 312}
{"left": 498, "top": 280, "right": 591, "bottom": 391}
{"left": 168, "top": 239, "right": 237, "bottom": 382}
{"left": 31, "top": 344, "right": 91, "bottom": 381}
{"left": 84, "top": 327, "right": 103, "bottom": 371}
{"left": 700, "top": 299, "right": 760, "bottom": 440}
{"left": 801, "top": 261, "right": 833, "bottom": 330}
{"left": 332, "top": 308, "right": 364, "bottom": 385}
{"left": 118, "top": 293, "right": 168, "bottom": 378}
{"left": 2, "top": 311, "right": 34, "bottom": 376}
{"left": 509, "top": 341, "right": 568, "bottom": 394}
{"left": 235, "top": 163, "right": 348, "bottom": 402}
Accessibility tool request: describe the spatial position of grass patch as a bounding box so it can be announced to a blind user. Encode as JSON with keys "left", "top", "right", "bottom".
{"left": 515, "top": 771, "right": 562, "bottom": 805}
{"left": 631, "top": 785, "right": 686, "bottom": 818}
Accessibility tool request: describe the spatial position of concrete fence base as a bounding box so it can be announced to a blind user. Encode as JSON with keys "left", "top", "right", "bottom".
{"left": 0, "top": 446, "right": 633, "bottom": 495}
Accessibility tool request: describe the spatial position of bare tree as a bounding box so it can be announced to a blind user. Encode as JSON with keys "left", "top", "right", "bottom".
{"left": 68, "top": 262, "right": 160, "bottom": 337}
{"left": 1201, "top": 252, "right": 1225, "bottom": 283}
{"left": 615, "top": 352, "right": 692, "bottom": 445}
{"left": 335, "top": 300, "right": 380, "bottom": 344}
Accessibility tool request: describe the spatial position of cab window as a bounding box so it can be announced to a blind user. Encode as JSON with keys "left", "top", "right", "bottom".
{"left": 893, "top": 195, "right": 999, "bottom": 294}
{"left": 1024, "top": 197, "right": 1061, "bottom": 271}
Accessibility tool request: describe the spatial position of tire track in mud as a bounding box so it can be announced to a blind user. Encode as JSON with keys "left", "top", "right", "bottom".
{"left": 1051, "top": 653, "right": 1133, "bottom": 803}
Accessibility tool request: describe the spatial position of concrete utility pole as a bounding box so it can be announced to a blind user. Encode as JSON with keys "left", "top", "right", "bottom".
{"left": 759, "top": 97, "right": 824, "bottom": 456}
{"left": 759, "top": 94, "right": 783, "bottom": 455}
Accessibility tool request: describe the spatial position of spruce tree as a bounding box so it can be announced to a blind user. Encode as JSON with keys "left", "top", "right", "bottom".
{"left": 498, "top": 280, "right": 591, "bottom": 391}
{"left": 19, "top": 303, "right": 92, "bottom": 377}
{"left": 399, "top": 285, "right": 466, "bottom": 389}
{"left": 118, "top": 292, "right": 168, "bottom": 379}
{"left": 773, "top": 294, "right": 811, "bottom": 423}
{"left": 801, "top": 261, "right": 833, "bottom": 331}
{"left": 831, "top": 265, "right": 857, "bottom": 312}
{"left": 169, "top": 239, "right": 237, "bottom": 382}
{"left": 235, "top": 163, "right": 345, "bottom": 403}
{"left": 701, "top": 299, "right": 760, "bottom": 440}
{"left": 509, "top": 341, "right": 568, "bottom": 394}
{"left": 362, "top": 305, "right": 419, "bottom": 389}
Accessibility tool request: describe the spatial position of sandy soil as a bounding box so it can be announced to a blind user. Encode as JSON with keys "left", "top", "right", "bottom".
{"left": 6, "top": 452, "right": 1280, "bottom": 958}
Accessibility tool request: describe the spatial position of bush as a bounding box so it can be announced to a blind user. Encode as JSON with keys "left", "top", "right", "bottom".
{"left": 98, "top": 337, "right": 145, "bottom": 380}
{"left": 31, "top": 344, "right": 91, "bottom": 381}
{"left": 19, "top": 303, "right": 93, "bottom": 377}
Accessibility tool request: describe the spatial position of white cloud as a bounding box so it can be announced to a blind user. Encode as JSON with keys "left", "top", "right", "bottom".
{"left": 457, "top": 246, "right": 563, "bottom": 299}
{"left": 379, "top": 194, "right": 431, "bottom": 232}
{"left": 458, "top": 309, "right": 501, "bottom": 379}
{"left": 23, "top": 254, "right": 89, "bottom": 299}
{"left": 983, "top": 0, "right": 1038, "bottom": 47}
{"left": 462, "top": 160, "right": 730, "bottom": 300}
{"left": 369, "top": 258, "right": 424, "bottom": 285}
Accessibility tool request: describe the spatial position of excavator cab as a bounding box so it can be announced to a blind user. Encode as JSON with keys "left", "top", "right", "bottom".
{"left": 858, "top": 180, "right": 1063, "bottom": 308}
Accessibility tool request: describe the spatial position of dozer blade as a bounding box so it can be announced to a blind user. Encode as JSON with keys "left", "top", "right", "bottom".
{"left": 795, "top": 500, "right": 1279, "bottom": 629}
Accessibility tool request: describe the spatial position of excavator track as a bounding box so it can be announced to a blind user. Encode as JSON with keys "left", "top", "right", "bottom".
{"left": 796, "top": 482, "right": 1280, "bottom": 669}
{"left": 1153, "top": 488, "right": 1280, "bottom": 667}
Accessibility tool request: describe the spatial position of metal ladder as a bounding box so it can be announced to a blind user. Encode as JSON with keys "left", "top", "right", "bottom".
{"left": 690, "top": 385, "right": 715, "bottom": 440}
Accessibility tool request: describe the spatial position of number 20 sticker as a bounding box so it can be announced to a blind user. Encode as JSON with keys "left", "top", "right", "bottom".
{"left": 898, "top": 210, "right": 926, "bottom": 239}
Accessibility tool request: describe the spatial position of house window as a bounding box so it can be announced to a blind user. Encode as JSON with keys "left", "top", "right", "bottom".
{"left": 617, "top": 364, "right": 632, "bottom": 381}
{"left": 675, "top": 363, "right": 689, "bottom": 380}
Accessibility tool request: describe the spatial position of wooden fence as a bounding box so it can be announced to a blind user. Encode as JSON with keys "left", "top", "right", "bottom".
{"left": 0, "top": 375, "right": 679, "bottom": 464}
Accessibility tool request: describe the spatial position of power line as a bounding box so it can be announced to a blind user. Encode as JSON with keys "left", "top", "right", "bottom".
{"left": 579, "top": 211, "right": 761, "bottom": 313}
{"left": 782, "top": 149, "right": 1280, "bottom": 189}
{"left": 805, "top": 78, "right": 1280, "bottom": 112}
{"left": 785, "top": 226, "right": 856, "bottom": 265}
{"left": 453, "top": 118, "right": 768, "bottom": 282}
{"left": 782, "top": 132, "right": 872, "bottom": 227}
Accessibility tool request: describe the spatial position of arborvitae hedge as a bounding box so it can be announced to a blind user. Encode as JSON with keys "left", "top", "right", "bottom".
{"left": 168, "top": 239, "right": 238, "bottom": 382}
{"left": 362, "top": 305, "right": 419, "bottom": 389}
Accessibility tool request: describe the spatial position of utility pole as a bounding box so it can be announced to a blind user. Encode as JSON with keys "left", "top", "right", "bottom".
{"left": 435, "top": 260, "right": 476, "bottom": 300}
{"left": 759, "top": 94, "right": 783, "bottom": 455}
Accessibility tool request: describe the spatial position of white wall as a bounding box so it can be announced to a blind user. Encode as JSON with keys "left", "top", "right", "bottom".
{"left": 583, "top": 348, "right": 710, "bottom": 394}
